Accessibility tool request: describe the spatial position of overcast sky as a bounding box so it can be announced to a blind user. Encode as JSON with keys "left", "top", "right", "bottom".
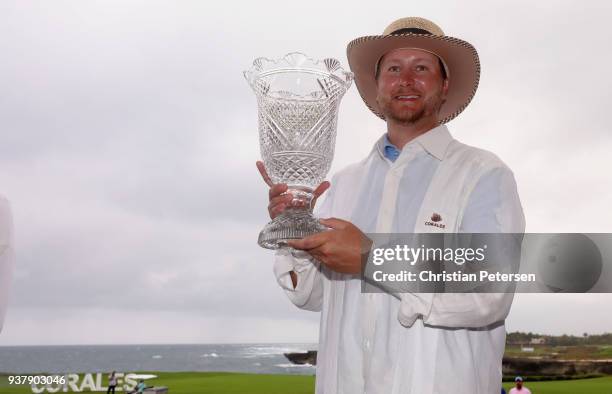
{"left": 0, "top": 0, "right": 611, "bottom": 345}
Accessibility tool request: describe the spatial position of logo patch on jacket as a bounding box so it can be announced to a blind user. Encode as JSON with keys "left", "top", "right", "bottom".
{"left": 425, "top": 212, "right": 445, "bottom": 228}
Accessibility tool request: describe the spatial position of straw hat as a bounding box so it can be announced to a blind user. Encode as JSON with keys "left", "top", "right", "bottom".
{"left": 346, "top": 17, "right": 480, "bottom": 124}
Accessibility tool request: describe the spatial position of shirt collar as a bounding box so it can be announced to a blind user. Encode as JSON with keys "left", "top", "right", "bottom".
{"left": 414, "top": 123, "right": 453, "bottom": 160}
{"left": 382, "top": 134, "right": 401, "bottom": 162}
{"left": 375, "top": 123, "right": 453, "bottom": 162}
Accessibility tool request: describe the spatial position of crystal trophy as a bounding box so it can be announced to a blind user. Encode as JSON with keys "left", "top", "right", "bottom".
{"left": 244, "top": 52, "right": 353, "bottom": 249}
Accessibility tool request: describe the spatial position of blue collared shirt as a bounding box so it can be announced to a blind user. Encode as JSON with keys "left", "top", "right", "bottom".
{"left": 383, "top": 133, "right": 401, "bottom": 162}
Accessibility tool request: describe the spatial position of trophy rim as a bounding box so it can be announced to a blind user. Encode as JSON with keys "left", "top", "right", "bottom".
{"left": 257, "top": 68, "right": 350, "bottom": 88}
{"left": 244, "top": 52, "right": 354, "bottom": 92}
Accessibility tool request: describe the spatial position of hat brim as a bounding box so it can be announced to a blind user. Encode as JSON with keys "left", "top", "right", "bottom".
{"left": 346, "top": 34, "right": 480, "bottom": 124}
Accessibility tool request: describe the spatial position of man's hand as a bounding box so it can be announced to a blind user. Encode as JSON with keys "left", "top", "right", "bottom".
{"left": 256, "top": 161, "right": 330, "bottom": 219}
{"left": 287, "top": 218, "right": 372, "bottom": 275}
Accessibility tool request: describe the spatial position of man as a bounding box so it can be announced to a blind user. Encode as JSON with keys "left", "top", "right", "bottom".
{"left": 509, "top": 376, "right": 531, "bottom": 394}
{"left": 107, "top": 371, "right": 118, "bottom": 394}
{"left": 257, "top": 17, "right": 525, "bottom": 393}
{"left": 129, "top": 379, "right": 147, "bottom": 394}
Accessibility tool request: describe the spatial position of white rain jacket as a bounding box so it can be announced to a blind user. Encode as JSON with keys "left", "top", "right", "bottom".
{"left": 273, "top": 124, "right": 525, "bottom": 394}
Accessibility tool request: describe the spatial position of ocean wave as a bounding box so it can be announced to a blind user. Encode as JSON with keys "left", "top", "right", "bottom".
{"left": 243, "top": 346, "right": 307, "bottom": 356}
{"left": 275, "top": 363, "right": 314, "bottom": 368}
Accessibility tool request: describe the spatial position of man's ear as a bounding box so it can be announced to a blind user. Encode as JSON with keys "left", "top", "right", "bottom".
{"left": 439, "top": 78, "right": 450, "bottom": 106}
{"left": 442, "top": 78, "right": 449, "bottom": 97}
{"left": 374, "top": 81, "right": 381, "bottom": 106}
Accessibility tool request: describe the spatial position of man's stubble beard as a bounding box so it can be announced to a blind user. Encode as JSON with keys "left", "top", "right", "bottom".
{"left": 379, "top": 88, "right": 444, "bottom": 126}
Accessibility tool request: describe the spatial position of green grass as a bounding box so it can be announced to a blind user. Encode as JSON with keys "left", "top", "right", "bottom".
{"left": 504, "top": 345, "right": 612, "bottom": 360}
{"left": 596, "top": 345, "right": 612, "bottom": 358}
{"left": 146, "top": 372, "right": 315, "bottom": 394}
{"left": 0, "top": 372, "right": 315, "bottom": 394}
{"left": 1, "top": 373, "right": 611, "bottom": 394}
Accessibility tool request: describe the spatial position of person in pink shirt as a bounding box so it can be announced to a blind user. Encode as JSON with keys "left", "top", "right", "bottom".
{"left": 509, "top": 376, "right": 531, "bottom": 394}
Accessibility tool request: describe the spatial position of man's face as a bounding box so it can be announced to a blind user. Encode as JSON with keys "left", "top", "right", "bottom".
{"left": 375, "top": 48, "right": 449, "bottom": 124}
{"left": 516, "top": 381, "right": 523, "bottom": 389}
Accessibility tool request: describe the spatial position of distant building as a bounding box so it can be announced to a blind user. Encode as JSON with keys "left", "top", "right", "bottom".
{"left": 521, "top": 346, "right": 535, "bottom": 352}
{"left": 530, "top": 337, "right": 546, "bottom": 345}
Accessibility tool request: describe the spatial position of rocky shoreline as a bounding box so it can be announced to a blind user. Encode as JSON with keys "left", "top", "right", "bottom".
{"left": 283, "top": 351, "right": 317, "bottom": 365}
{"left": 284, "top": 351, "right": 612, "bottom": 377}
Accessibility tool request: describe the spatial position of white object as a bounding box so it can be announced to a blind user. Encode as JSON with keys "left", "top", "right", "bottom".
{"left": 273, "top": 124, "right": 525, "bottom": 394}
{"left": 0, "top": 194, "right": 14, "bottom": 333}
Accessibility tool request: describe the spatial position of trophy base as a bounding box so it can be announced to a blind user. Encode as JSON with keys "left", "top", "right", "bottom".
{"left": 258, "top": 208, "right": 327, "bottom": 250}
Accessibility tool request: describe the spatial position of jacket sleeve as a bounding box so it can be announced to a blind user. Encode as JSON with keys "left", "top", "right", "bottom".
{"left": 398, "top": 167, "right": 526, "bottom": 328}
{"left": 272, "top": 181, "right": 335, "bottom": 312}
{"left": 273, "top": 248, "right": 325, "bottom": 312}
{"left": 0, "top": 195, "right": 15, "bottom": 333}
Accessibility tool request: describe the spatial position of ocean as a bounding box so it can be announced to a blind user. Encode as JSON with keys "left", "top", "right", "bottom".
{"left": 0, "top": 344, "right": 317, "bottom": 375}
